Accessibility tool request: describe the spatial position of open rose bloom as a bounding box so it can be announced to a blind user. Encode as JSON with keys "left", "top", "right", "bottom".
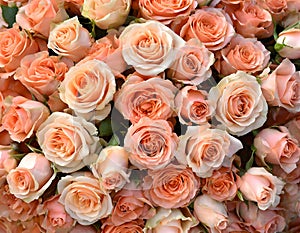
{"left": 1, "top": 0, "right": 300, "bottom": 232}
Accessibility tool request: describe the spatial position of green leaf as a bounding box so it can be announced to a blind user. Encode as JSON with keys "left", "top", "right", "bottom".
{"left": 245, "top": 145, "right": 256, "bottom": 171}
{"left": 237, "top": 190, "right": 244, "bottom": 202}
{"left": 26, "top": 143, "right": 43, "bottom": 153}
{"left": 99, "top": 118, "right": 113, "bottom": 137}
{"left": 1, "top": 5, "right": 18, "bottom": 28}
{"left": 108, "top": 134, "right": 119, "bottom": 146}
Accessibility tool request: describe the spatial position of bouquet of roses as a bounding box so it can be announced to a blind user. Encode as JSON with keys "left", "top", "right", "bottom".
{"left": 0, "top": 0, "right": 300, "bottom": 232}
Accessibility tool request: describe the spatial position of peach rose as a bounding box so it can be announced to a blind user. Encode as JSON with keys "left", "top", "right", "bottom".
{"left": 194, "top": 194, "right": 229, "bottom": 233}
{"left": 0, "top": 218, "right": 23, "bottom": 233}
{"left": 276, "top": 27, "right": 300, "bottom": 59}
{"left": 144, "top": 207, "right": 198, "bottom": 233}
{"left": 175, "top": 85, "right": 214, "bottom": 125}
{"left": 120, "top": 20, "right": 185, "bottom": 76}
{"left": 2, "top": 96, "right": 50, "bottom": 142}
{"left": 167, "top": 39, "right": 215, "bottom": 85}
{"left": 59, "top": 59, "right": 116, "bottom": 121}
{"left": 16, "top": 0, "right": 68, "bottom": 37}
{"left": 215, "top": 34, "right": 270, "bottom": 76}
{"left": 0, "top": 150, "right": 17, "bottom": 186}
{"left": 239, "top": 167, "right": 285, "bottom": 210}
{"left": 70, "top": 224, "right": 98, "bottom": 233}
{"left": 285, "top": 115, "right": 300, "bottom": 143}
{"left": 58, "top": 172, "right": 113, "bottom": 225}
{"left": 138, "top": 0, "right": 197, "bottom": 25}
{"left": 114, "top": 75, "right": 177, "bottom": 124}
{"left": 175, "top": 124, "right": 243, "bottom": 178}
{"left": 6, "top": 153, "right": 56, "bottom": 203}
{"left": 208, "top": 71, "right": 268, "bottom": 136}
{"left": 14, "top": 51, "right": 69, "bottom": 101}
{"left": 82, "top": 0, "right": 131, "bottom": 30}
{"left": 36, "top": 112, "right": 100, "bottom": 173}
{"left": 124, "top": 118, "right": 178, "bottom": 170}
{"left": 254, "top": 126, "right": 300, "bottom": 173}
{"left": 41, "top": 195, "right": 75, "bottom": 233}
{"left": 180, "top": 8, "right": 235, "bottom": 51}
{"left": 261, "top": 58, "right": 300, "bottom": 112}
{"left": 143, "top": 164, "right": 200, "bottom": 209}
{"left": 48, "top": 16, "right": 92, "bottom": 62}
{"left": 101, "top": 218, "right": 144, "bottom": 233}
{"left": 91, "top": 146, "right": 130, "bottom": 192}
{"left": 21, "top": 215, "right": 46, "bottom": 233}
{"left": 47, "top": 90, "right": 68, "bottom": 112}
{"left": 258, "top": 0, "right": 288, "bottom": 22}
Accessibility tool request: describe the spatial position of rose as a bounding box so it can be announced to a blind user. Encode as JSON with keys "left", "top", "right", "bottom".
{"left": 275, "top": 26, "right": 300, "bottom": 59}
{"left": 16, "top": 0, "right": 68, "bottom": 37}
{"left": 167, "top": 39, "right": 215, "bottom": 85}
{"left": 124, "top": 117, "right": 178, "bottom": 170}
{"left": 47, "top": 90, "right": 68, "bottom": 112}
{"left": 258, "top": 0, "right": 288, "bottom": 22}
{"left": 208, "top": 71, "right": 268, "bottom": 136}
{"left": 143, "top": 164, "right": 200, "bottom": 209}
{"left": 90, "top": 146, "right": 130, "bottom": 191}
{"left": 59, "top": 59, "right": 116, "bottom": 121}
{"left": 2, "top": 96, "right": 50, "bottom": 142}
{"left": 57, "top": 172, "right": 113, "bottom": 225}
{"left": 0, "top": 150, "right": 17, "bottom": 186}
{"left": 82, "top": 0, "right": 131, "bottom": 30}
{"left": 64, "top": 0, "right": 84, "bottom": 15}
{"left": 6, "top": 153, "right": 56, "bottom": 203}
{"left": 279, "top": 184, "right": 300, "bottom": 219}
{"left": 138, "top": 0, "right": 197, "bottom": 25}
{"left": 285, "top": 116, "right": 300, "bottom": 143}
{"left": 214, "top": 34, "right": 270, "bottom": 76}
{"left": 179, "top": 8, "right": 235, "bottom": 51}
{"left": 261, "top": 58, "right": 300, "bottom": 112}
{"left": 119, "top": 20, "right": 185, "bottom": 76}
{"left": 202, "top": 167, "right": 239, "bottom": 202}
{"left": 175, "top": 124, "right": 243, "bottom": 178}
{"left": 175, "top": 85, "right": 214, "bottom": 125}
{"left": 0, "top": 7, "right": 7, "bottom": 29}
{"left": 194, "top": 194, "right": 229, "bottom": 233}
{"left": 238, "top": 167, "right": 285, "bottom": 210}
{"left": 36, "top": 112, "right": 100, "bottom": 173}
{"left": 14, "top": 51, "right": 69, "bottom": 102}
{"left": 48, "top": 16, "right": 92, "bottom": 62}
{"left": 114, "top": 75, "right": 177, "bottom": 124}
{"left": 0, "top": 218, "right": 23, "bottom": 233}
{"left": 70, "top": 224, "right": 98, "bottom": 233}
{"left": 101, "top": 218, "right": 144, "bottom": 233}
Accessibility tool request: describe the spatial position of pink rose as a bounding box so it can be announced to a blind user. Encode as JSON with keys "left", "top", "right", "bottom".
{"left": 138, "top": 0, "right": 197, "bottom": 25}
{"left": 101, "top": 218, "right": 144, "bottom": 233}
{"left": 167, "top": 39, "right": 215, "bottom": 85}
{"left": 180, "top": 8, "right": 235, "bottom": 50}
{"left": 276, "top": 27, "right": 300, "bottom": 59}
{"left": 91, "top": 146, "right": 130, "bottom": 191}
{"left": 6, "top": 153, "right": 56, "bottom": 203}
{"left": 47, "top": 90, "right": 68, "bottom": 112}
{"left": 261, "top": 58, "right": 300, "bottom": 112}
{"left": 2, "top": 96, "right": 50, "bottom": 142}
{"left": 239, "top": 167, "right": 285, "bottom": 210}
{"left": 143, "top": 164, "right": 200, "bottom": 209}
{"left": 48, "top": 16, "right": 92, "bottom": 62}
{"left": 124, "top": 118, "right": 178, "bottom": 170}
{"left": 254, "top": 126, "right": 300, "bottom": 173}
{"left": 70, "top": 224, "right": 98, "bottom": 233}
{"left": 0, "top": 218, "right": 23, "bottom": 233}
{"left": 215, "top": 34, "right": 270, "bottom": 76}
{"left": 208, "top": 71, "right": 268, "bottom": 136}
{"left": 58, "top": 172, "right": 113, "bottom": 225}
{"left": 114, "top": 75, "right": 177, "bottom": 124}
{"left": 0, "top": 150, "right": 17, "bottom": 185}
{"left": 258, "top": 0, "right": 288, "bottom": 22}
{"left": 64, "top": 0, "right": 84, "bottom": 15}
{"left": 285, "top": 115, "right": 300, "bottom": 143}
{"left": 175, "top": 124, "right": 243, "bottom": 178}
{"left": 175, "top": 85, "right": 214, "bottom": 125}
{"left": 194, "top": 194, "right": 229, "bottom": 233}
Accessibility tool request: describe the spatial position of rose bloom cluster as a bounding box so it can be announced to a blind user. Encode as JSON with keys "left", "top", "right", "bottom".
{"left": 0, "top": 0, "right": 300, "bottom": 232}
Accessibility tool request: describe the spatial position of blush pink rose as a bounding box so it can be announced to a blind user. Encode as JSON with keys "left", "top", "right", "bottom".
{"left": 138, "top": 0, "right": 197, "bottom": 25}
{"left": 0, "top": 150, "right": 17, "bottom": 186}
{"left": 179, "top": 7, "right": 235, "bottom": 51}
{"left": 58, "top": 172, "right": 113, "bottom": 225}
{"left": 143, "top": 164, "right": 200, "bottom": 209}
{"left": 6, "top": 153, "right": 56, "bottom": 203}
{"left": 254, "top": 126, "right": 300, "bottom": 173}
{"left": 175, "top": 124, "right": 243, "bottom": 178}
{"left": 276, "top": 27, "right": 300, "bottom": 59}
{"left": 48, "top": 16, "right": 92, "bottom": 62}
{"left": 124, "top": 118, "right": 178, "bottom": 170}
{"left": 261, "top": 58, "right": 300, "bottom": 112}
{"left": 2, "top": 96, "right": 50, "bottom": 142}
{"left": 215, "top": 34, "right": 270, "bottom": 76}
{"left": 102, "top": 218, "right": 144, "bottom": 233}
{"left": 239, "top": 167, "right": 285, "bottom": 210}
{"left": 114, "top": 75, "right": 177, "bottom": 124}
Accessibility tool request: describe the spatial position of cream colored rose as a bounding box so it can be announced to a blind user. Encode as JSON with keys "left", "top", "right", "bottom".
{"left": 36, "top": 112, "right": 100, "bottom": 173}
{"left": 82, "top": 0, "right": 131, "bottom": 30}
{"left": 208, "top": 71, "right": 268, "bottom": 136}
{"left": 175, "top": 124, "right": 242, "bottom": 178}
{"left": 59, "top": 59, "right": 116, "bottom": 121}
{"left": 58, "top": 172, "right": 113, "bottom": 225}
{"left": 6, "top": 153, "right": 56, "bottom": 203}
{"left": 48, "top": 16, "right": 92, "bottom": 62}
{"left": 120, "top": 20, "right": 185, "bottom": 76}
{"left": 91, "top": 146, "right": 130, "bottom": 192}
